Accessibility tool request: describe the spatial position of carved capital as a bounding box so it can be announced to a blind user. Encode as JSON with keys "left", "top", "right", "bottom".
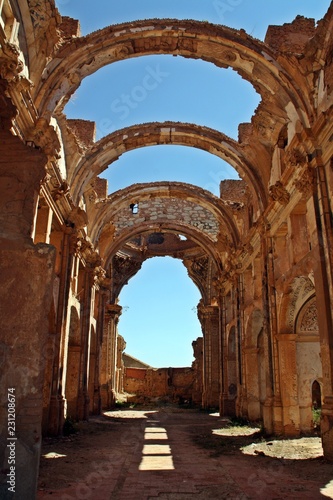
{"left": 285, "top": 147, "right": 307, "bottom": 168}
{"left": 0, "top": 77, "right": 17, "bottom": 130}
{"left": 252, "top": 109, "right": 276, "bottom": 141}
{"left": 76, "top": 237, "right": 93, "bottom": 255}
{"left": 68, "top": 206, "right": 88, "bottom": 230}
{"left": 293, "top": 166, "right": 316, "bottom": 196}
{"left": 86, "top": 251, "right": 102, "bottom": 269}
{"left": 269, "top": 181, "right": 290, "bottom": 205}
{"left": 28, "top": 118, "right": 61, "bottom": 157}
{"left": 94, "top": 265, "right": 106, "bottom": 285}
{"left": 52, "top": 180, "right": 70, "bottom": 200}
{"left": 105, "top": 303, "right": 122, "bottom": 320}
{"left": 0, "top": 42, "right": 24, "bottom": 81}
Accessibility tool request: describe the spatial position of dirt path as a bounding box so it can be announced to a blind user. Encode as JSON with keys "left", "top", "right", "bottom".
{"left": 37, "top": 408, "right": 333, "bottom": 499}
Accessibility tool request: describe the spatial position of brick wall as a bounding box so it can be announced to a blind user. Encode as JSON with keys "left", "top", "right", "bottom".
{"left": 114, "top": 198, "right": 219, "bottom": 240}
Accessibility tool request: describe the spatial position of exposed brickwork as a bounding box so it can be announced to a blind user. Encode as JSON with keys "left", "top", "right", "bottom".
{"left": 67, "top": 119, "right": 96, "bottom": 147}
{"left": 94, "top": 177, "right": 108, "bottom": 199}
{"left": 3, "top": 3, "right": 333, "bottom": 495}
{"left": 59, "top": 16, "right": 81, "bottom": 38}
{"left": 124, "top": 367, "right": 195, "bottom": 404}
{"left": 265, "top": 16, "right": 316, "bottom": 54}
{"left": 114, "top": 198, "right": 219, "bottom": 241}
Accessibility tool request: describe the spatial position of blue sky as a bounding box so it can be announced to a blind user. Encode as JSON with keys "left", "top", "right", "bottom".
{"left": 55, "top": 0, "right": 330, "bottom": 367}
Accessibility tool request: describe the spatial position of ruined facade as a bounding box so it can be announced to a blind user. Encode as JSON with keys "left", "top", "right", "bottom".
{"left": 1, "top": 1, "right": 333, "bottom": 497}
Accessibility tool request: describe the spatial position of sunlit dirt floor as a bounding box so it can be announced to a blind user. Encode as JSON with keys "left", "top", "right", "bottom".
{"left": 37, "top": 407, "right": 333, "bottom": 499}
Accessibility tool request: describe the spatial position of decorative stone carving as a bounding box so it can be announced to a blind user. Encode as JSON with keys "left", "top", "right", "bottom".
{"left": 299, "top": 300, "right": 319, "bottom": 332}
{"left": 112, "top": 255, "right": 142, "bottom": 295}
{"left": 0, "top": 42, "right": 24, "bottom": 81}
{"left": 86, "top": 251, "right": 102, "bottom": 269}
{"left": 294, "top": 166, "right": 316, "bottom": 196}
{"left": 269, "top": 181, "right": 290, "bottom": 205}
{"left": 29, "top": 118, "right": 61, "bottom": 157}
{"left": 285, "top": 147, "right": 307, "bottom": 168}
{"left": 68, "top": 206, "right": 88, "bottom": 230}
{"left": 191, "top": 256, "right": 209, "bottom": 283}
{"left": 0, "top": 78, "right": 17, "bottom": 129}
{"left": 93, "top": 265, "right": 106, "bottom": 285}
{"left": 52, "top": 180, "right": 70, "bottom": 200}
{"left": 28, "top": 0, "right": 61, "bottom": 58}
{"left": 252, "top": 110, "right": 276, "bottom": 140}
{"left": 287, "top": 277, "right": 315, "bottom": 330}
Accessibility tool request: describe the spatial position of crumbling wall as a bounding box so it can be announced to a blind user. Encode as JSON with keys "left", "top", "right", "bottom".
{"left": 124, "top": 367, "right": 195, "bottom": 405}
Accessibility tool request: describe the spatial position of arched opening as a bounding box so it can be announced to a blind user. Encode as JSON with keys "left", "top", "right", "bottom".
{"left": 312, "top": 380, "right": 322, "bottom": 410}
{"left": 312, "top": 380, "right": 322, "bottom": 431}
{"left": 101, "top": 145, "right": 239, "bottom": 197}
{"left": 65, "top": 306, "right": 81, "bottom": 419}
{"left": 64, "top": 56, "right": 260, "bottom": 141}
{"left": 226, "top": 326, "right": 237, "bottom": 416}
{"left": 118, "top": 256, "right": 202, "bottom": 368}
{"left": 257, "top": 329, "right": 266, "bottom": 419}
{"left": 295, "top": 296, "right": 322, "bottom": 432}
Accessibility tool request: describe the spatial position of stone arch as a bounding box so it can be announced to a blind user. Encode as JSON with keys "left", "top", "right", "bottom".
{"left": 225, "top": 326, "right": 237, "bottom": 416}
{"left": 312, "top": 380, "right": 322, "bottom": 409}
{"left": 70, "top": 122, "right": 269, "bottom": 208}
{"left": 106, "top": 223, "right": 224, "bottom": 271}
{"left": 65, "top": 305, "right": 81, "bottom": 418}
{"left": 278, "top": 275, "right": 315, "bottom": 334}
{"left": 245, "top": 308, "right": 264, "bottom": 347}
{"left": 243, "top": 309, "right": 263, "bottom": 420}
{"left": 68, "top": 305, "right": 81, "bottom": 346}
{"left": 90, "top": 181, "right": 240, "bottom": 248}
{"left": 295, "top": 295, "right": 322, "bottom": 431}
{"left": 35, "top": 19, "right": 312, "bottom": 130}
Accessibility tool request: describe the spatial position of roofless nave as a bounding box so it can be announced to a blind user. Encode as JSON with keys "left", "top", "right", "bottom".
{"left": 1, "top": 1, "right": 333, "bottom": 497}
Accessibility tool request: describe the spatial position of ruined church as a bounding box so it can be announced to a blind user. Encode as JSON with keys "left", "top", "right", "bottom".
{"left": 1, "top": 1, "right": 333, "bottom": 497}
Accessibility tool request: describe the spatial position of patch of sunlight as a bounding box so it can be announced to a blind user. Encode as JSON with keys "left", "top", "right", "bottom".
{"left": 43, "top": 452, "right": 67, "bottom": 459}
{"left": 242, "top": 437, "right": 323, "bottom": 460}
{"left": 139, "top": 455, "right": 175, "bottom": 471}
{"left": 103, "top": 410, "right": 158, "bottom": 419}
{"left": 145, "top": 427, "right": 167, "bottom": 433}
{"left": 142, "top": 444, "right": 171, "bottom": 455}
{"left": 139, "top": 422, "right": 175, "bottom": 471}
{"left": 145, "top": 431, "right": 168, "bottom": 440}
{"left": 321, "top": 479, "right": 333, "bottom": 498}
{"left": 213, "top": 426, "right": 261, "bottom": 437}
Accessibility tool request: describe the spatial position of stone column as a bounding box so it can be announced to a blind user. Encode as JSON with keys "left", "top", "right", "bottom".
{"left": 198, "top": 303, "right": 221, "bottom": 409}
{"left": 191, "top": 337, "right": 204, "bottom": 405}
{"left": 77, "top": 264, "right": 97, "bottom": 421}
{"left": 260, "top": 231, "right": 278, "bottom": 434}
{"left": 91, "top": 289, "right": 107, "bottom": 415}
{"left": 220, "top": 293, "right": 230, "bottom": 416}
{"left": 312, "top": 153, "right": 333, "bottom": 459}
{"left": 243, "top": 347, "right": 261, "bottom": 420}
{"left": 0, "top": 82, "right": 55, "bottom": 499}
{"left": 276, "top": 334, "right": 300, "bottom": 435}
{"left": 100, "top": 304, "right": 122, "bottom": 409}
{"left": 47, "top": 228, "right": 76, "bottom": 435}
{"left": 116, "top": 335, "right": 126, "bottom": 395}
